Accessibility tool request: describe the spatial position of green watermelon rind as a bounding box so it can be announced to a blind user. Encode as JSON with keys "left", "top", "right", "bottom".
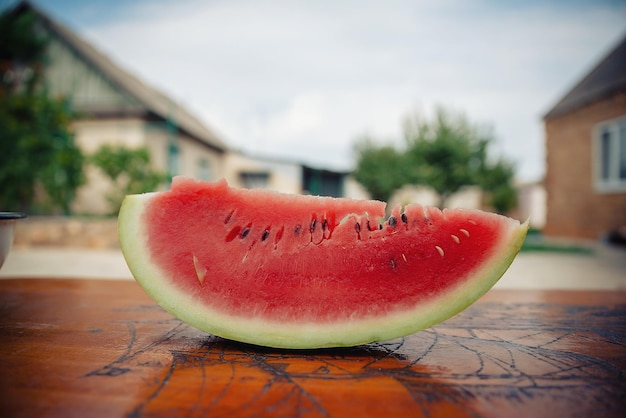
{"left": 119, "top": 192, "right": 528, "bottom": 349}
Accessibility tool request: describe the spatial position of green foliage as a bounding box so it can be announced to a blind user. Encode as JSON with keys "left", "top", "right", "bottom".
{"left": 0, "top": 8, "right": 85, "bottom": 214}
{"left": 353, "top": 138, "right": 407, "bottom": 202}
{"left": 403, "top": 108, "right": 493, "bottom": 207}
{"left": 0, "top": 93, "right": 85, "bottom": 213}
{"left": 479, "top": 159, "right": 517, "bottom": 214}
{"left": 0, "top": 9, "right": 48, "bottom": 93}
{"left": 90, "top": 144, "right": 168, "bottom": 214}
{"left": 520, "top": 232, "right": 593, "bottom": 254}
{"left": 353, "top": 106, "right": 518, "bottom": 213}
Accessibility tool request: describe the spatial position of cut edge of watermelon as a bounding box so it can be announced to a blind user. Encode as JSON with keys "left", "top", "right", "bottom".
{"left": 119, "top": 193, "right": 528, "bottom": 349}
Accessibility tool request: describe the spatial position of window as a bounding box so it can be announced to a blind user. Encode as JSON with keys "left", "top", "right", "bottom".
{"left": 197, "top": 158, "right": 211, "bottom": 181}
{"left": 595, "top": 117, "right": 626, "bottom": 192}
{"left": 167, "top": 142, "right": 179, "bottom": 176}
{"left": 240, "top": 172, "right": 269, "bottom": 189}
{"left": 302, "top": 167, "right": 345, "bottom": 197}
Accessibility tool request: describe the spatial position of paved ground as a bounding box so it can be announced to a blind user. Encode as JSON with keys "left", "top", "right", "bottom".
{"left": 1, "top": 243, "right": 624, "bottom": 290}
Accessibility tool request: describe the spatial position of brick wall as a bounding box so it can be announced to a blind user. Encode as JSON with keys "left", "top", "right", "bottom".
{"left": 544, "top": 92, "right": 626, "bottom": 239}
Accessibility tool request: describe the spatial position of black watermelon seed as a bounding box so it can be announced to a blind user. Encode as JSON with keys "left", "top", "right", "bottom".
{"left": 322, "top": 218, "right": 328, "bottom": 231}
{"left": 241, "top": 228, "right": 250, "bottom": 239}
{"left": 379, "top": 223, "right": 383, "bottom": 230}
{"left": 261, "top": 230, "right": 270, "bottom": 241}
{"left": 388, "top": 216, "right": 397, "bottom": 228}
{"left": 355, "top": 222, "right": 361, "bottom": 233}
{"left": 401, "top": 213, "right": 408, "bottom": 224}
{"left": 310, "top": 218, "right": 317, "bottom": 232}
{"left": 294, "top": 224, "right": 302, "bottom": 235}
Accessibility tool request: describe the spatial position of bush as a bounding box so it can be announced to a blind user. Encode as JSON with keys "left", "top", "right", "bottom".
{"left": 90, "top": 144, "right": 168, "bottom": 214}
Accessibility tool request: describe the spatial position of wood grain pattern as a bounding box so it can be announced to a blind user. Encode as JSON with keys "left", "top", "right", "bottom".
{"left": 1, "top": 278, "right": 625, "bottom": 417}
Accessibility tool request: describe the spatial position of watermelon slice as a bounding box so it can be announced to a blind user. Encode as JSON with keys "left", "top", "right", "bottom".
{"left": 118, "top": 177, "right": 527, "bottom": 349}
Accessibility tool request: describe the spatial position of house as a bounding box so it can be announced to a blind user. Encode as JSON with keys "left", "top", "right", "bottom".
{"left": 7, "top": 1, "right": 228, "bottom": 214}
{"left": 223, "top": 152, "right": 369, "bottom": 199}
{"left": 543, "top": 33, "right": 626, "bottom": 241}
{"left": 8, "top": 1, "right": 360, "bottom": 215}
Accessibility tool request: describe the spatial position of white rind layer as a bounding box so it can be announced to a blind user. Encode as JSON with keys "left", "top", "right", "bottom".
{"left": 119, "top": 193, "right": 528, "bottom": 349}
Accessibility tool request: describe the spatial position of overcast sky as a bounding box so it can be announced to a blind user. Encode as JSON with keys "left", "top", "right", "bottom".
{"left": 7, "top": 0, "right": 626, "bottom": 181}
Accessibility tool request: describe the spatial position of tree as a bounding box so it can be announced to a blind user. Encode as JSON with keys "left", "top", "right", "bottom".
{"left": 353, "top": 137, "right": 407, "bottom": 202}
{"left": 353, "top": 106, "right": 517, "bottom": 213}
{"left": 90, "top": 144, "right": 168, "bottom": 215}
{"left": 404, "top": 107, "right": 494, "bottom": 208}
{"left": 478, "top": 159, "right": 517, "bottom": 214}
{"left": 0, "top": 8, "right": 85, "bottom": 214}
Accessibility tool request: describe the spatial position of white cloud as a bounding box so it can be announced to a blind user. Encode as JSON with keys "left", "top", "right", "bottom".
{"left": 64, "top": 0, "right": 626, "bottom": 180}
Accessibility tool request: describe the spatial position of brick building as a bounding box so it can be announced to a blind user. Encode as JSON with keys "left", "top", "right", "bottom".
{"left": 543, "top": 34, "right": 626, "bottom": 240}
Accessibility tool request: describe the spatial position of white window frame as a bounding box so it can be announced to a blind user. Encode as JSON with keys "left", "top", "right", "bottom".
{"left": 593, "top": 116, "right": 626, "bottom": 193}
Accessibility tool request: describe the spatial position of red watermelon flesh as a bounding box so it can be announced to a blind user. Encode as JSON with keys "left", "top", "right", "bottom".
{"left": 119, "top": 177, "right": 527, "bottom": 349}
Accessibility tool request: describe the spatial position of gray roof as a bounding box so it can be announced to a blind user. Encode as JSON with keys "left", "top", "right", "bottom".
{"left": 12, "top": 1, "right": 228, "bottom": 152}
{"left": 544, "top": 33, "right": 626, "bottom": 120}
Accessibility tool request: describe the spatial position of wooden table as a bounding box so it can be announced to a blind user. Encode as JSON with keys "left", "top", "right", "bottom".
{"left": 1, "top": 278, "right": 624, "bottom": 417}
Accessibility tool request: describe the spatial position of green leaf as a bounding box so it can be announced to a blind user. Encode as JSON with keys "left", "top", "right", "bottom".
{"left": 353, "top": 106, "right": 517, "bottom": 212}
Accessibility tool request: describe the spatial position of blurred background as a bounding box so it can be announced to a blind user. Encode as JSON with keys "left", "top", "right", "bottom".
{"left": 0, "top": 0, "right": 625, "bottom": 287}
